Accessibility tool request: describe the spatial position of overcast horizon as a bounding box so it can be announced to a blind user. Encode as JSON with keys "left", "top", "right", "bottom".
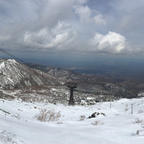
{"left": 0, "top": 0, "right": 144, "bottom": 67}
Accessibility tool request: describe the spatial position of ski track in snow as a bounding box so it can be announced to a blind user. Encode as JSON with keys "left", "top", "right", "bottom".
{"left": 0, "top": 98, "right": 144, "bottom": 144}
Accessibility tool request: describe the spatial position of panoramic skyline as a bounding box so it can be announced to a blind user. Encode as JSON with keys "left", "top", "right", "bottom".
{"left": 0, "top": 0, "right": 144, "bottom": 65}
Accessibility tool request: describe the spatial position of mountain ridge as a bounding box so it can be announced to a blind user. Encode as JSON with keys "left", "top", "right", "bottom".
{"left": 0, "top": 59, "right": 59, "bottom": 89}
{"left": 0, "top": 58, "right": 143, "bottom": 103}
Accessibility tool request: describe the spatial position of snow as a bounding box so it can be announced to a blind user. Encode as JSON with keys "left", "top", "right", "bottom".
{"left": 0, "top": 62, "right": 5, "bottom": 69}
{"left": 86, "top": 97, "right": 95, "bottom": 100}
{"left": 7, "top": 77, "right": 14, "bottom": 83}
{"left": 0, "top": 59, "right": 47, "bottom": 88}
{"left": 0, "top": 98, "right": 144, "bottom": 144}
{"left": 7, "top": 59, "right": 17, "bottom": 64}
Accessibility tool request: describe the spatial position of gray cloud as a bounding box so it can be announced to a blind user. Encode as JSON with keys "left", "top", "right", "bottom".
{"left": 0, "top": 0, "right": 143, "bottom": 55}
{"left": 74, "top": 5, "right": 106, "bottom": 25}
{"left": 23, "top": 21, "right": 77, "bottom": 50}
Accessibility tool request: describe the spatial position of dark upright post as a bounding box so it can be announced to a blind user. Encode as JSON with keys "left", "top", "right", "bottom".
{"left": 66, "top": 82, "right": 77, "bottom": 105}
{"left": 69, "top": 87, "right": 74, "bottom": 105}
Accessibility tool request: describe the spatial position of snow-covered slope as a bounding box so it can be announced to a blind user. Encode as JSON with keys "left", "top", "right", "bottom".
{"left": 0, "top": 98, "right": 144, "bottom": 144}
{"left": 0, "top": 59, "right": 58, "bottom": 89}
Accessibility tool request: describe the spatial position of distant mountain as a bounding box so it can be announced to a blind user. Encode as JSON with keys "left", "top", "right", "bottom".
{"left": 26, "top": 63, "right": 81, "bottom": 83}
{"left": 0, "top": 59, "right": 59, "bottom": 89}
{"left": 0, "top": 59, "right": 143, "bottom": 100}
{"left": 26, "top": 62, "right": 144, "bottom": 98}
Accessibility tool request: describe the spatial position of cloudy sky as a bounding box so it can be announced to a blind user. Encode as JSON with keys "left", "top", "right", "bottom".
{"left": 0, "top": 0, "right": 144, "bottom": 66}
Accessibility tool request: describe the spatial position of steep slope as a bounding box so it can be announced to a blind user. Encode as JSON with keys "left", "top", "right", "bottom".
{"left": 24, "top": 62, "right": 143, "bottom": 99}
{"left": 46, "top": 67, "right": 81, "bottom": 83}
{"left": 26, "top": 64, "right": 77, "bottom": 82}
{"left": 0, "top": 59, "right": 58, "bottom": 89}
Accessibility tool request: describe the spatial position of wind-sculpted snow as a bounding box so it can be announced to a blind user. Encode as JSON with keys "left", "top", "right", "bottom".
{"left": 0, "top": 130, "right": 24, "bottom": 144}
{"left": 0, "top": 59, "right": 58, "bottom": 89}
{"left": 0, "top": 98, "right": 144, "bottom": 144}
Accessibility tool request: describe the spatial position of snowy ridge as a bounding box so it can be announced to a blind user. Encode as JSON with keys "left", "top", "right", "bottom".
{"left": 0, "top": 59, "right": 58, "bottom": 89}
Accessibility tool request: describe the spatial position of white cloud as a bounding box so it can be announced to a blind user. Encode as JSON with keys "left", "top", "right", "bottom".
{"left": 94, "top": 14, "right": 106, "bottom": 25}
{"left": 90, "top": 31, "right": 126, "bottom": 53}
{"left": 75, "top": 5, "right": 106, "bottom": 25}
{"left": 47, "top": 33, "right": 68, "bottom": 47}
{"left": 0, "top": 0, "right": 142, "bottom": 55}
{"left": 24, "top": 21, "right": 76, "bottom": 49}
{"left": 0, "top": 35, "right": 10, "bottom": 41}
{"left": 75, "top": 6, "right": 91, "bottom": 23}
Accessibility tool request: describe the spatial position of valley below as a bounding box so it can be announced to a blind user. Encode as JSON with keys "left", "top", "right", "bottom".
{"left": 0, "top": 59, "right": 144, "bottom": 105}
